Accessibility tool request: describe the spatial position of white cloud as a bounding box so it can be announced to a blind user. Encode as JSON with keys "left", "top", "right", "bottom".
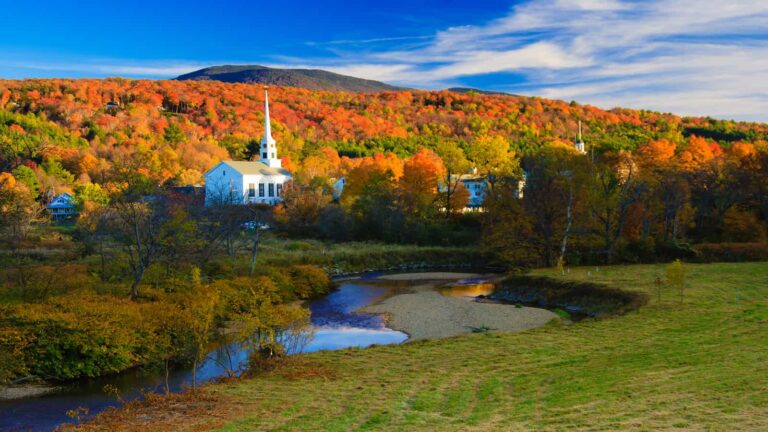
{"left": 281, "top": 0, "right": 768, "bottom": 120}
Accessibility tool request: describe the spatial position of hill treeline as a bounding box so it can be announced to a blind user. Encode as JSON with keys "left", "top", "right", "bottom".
{"left": 0, "top": 78, "right": 766, "bottom": 194}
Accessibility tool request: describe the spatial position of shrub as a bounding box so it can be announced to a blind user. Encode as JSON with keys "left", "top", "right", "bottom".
{"left": 693, "top": 242, "right": 768, "bottom": 262}
{"left": 0, "top": 291, "right": 200, "bottom": 381}
{"left": 285, "top": 241, "right": 320, "bottom": 251}
{"left": 0, "top": 326, "right": 31, "bottom": 384}
{"left": 289, "top": 265, "right": 332, "bottom": 299}
{"left": 492, "top": 275, "right": 649, "bottom": 317}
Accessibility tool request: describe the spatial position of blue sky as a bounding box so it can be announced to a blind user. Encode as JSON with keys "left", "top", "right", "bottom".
{"left": 1, "top": 0, "right": 767, "bottom": 121}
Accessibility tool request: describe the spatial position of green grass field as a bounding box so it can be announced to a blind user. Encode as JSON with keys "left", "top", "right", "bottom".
{"left": 83, "top": 262, "right": 768, "bottom": 431}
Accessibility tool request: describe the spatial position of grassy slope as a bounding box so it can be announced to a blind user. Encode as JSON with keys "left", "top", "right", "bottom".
{"left": 80, "top": 262, "right": 768, "bottom": 431}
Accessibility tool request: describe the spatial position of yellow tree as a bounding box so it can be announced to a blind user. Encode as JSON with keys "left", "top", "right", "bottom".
{"left": 435, "top": 140, "right": 470, "bottom": 216}
{"left": 466, "top": 134, "right": 518, "bottom": 194}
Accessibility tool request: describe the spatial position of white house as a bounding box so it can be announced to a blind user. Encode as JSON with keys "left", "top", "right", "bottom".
{"left": 47, "top": 193, "right": 77, "bottom": 221}
{"left": 204, "top": 89, "right": 292, "bottom": 206}
{"left": 456, "top": 174, "right": 487, "bottom": 209}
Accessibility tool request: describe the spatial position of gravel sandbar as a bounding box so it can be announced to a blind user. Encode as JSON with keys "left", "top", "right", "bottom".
{"left": 361, "top": 288, "right": 557, "bottom": 340}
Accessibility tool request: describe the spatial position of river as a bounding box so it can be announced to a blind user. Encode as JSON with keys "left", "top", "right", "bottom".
{"left": 1, "top": 275, "right": 464, "bottom": 431}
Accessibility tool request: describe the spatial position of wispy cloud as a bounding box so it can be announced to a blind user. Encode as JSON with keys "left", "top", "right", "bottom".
{"left": 305, "top": 35, "right": 432, "bottom": 46}
{"left": 0, "top": 57, "right": 204, "bottom": 77}
{"left": 282, "top": 0, "right": 768, "bottom": 120}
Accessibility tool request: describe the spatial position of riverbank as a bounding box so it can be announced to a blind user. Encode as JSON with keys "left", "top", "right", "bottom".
{"left": 70, "top": 261, "right": 768, "bottom": 431}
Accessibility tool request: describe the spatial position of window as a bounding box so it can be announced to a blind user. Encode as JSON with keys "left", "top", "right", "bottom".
{"left": 268, "top": 183, "right": 275, "bottom": 197}
{"left": 271, "top": 152, "right": 275, "bottom": 158}
{"left": 258, "top": 183, "right": 265, "bottom": 197}
{"left": 222, "top": 170, "right": 225, "bottom": 176}
{"left": 262, "top": 152, "right": 267, "bottom": 159}
{"left": 248, "top": 183, "right": 255, "bottom": 197}
{"left": 276, "top": 183, "right": 282, "bottom": 197}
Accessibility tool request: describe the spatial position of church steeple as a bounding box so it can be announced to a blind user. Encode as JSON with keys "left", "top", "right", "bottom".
{"left": 260, "top": 87, "right": 282, "bottom": 168}
{"left": 575, "top": 120, "right": 586, "bottom": 155}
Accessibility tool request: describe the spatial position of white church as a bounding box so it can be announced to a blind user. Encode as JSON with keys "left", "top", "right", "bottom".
{"left": 204, "top": 89, "right": 292, "bottom": 206}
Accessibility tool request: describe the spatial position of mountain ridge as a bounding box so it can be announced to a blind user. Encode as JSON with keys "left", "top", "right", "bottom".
{"left": 176, "top": 65, "right": 404, "bottom": 93}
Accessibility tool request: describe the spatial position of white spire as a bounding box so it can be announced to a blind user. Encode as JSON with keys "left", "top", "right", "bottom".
{"left": 575, "top": 120, "right": 586, "bottom": 155}
{"left": 578, "top": 120, "right": 582, "bottom": 141}
{"left": 259, "top": 87, "right": 281, "bottom": 168}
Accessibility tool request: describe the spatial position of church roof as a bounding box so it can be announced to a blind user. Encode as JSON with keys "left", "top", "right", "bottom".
{"left": 217, "top": 160, "right": 291, "bottom": 176}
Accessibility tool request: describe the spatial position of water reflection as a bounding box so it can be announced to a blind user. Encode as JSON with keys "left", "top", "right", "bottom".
{"left": 438, "top": 283, "right": 496, "bottom": 298}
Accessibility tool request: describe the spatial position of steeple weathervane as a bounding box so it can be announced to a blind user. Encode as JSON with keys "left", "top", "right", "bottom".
{"left": 259, "top": 87, "right": 281, "bottom": 168}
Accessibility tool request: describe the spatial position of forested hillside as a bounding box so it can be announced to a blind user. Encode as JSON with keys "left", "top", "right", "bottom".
{"left": 0, "top": 78, "right": 766, "bottom": 194}
{"left": 176, "top": 65, "right": 403, "bottom": 92}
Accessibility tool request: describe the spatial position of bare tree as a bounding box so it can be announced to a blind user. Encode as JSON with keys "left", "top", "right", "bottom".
{"left": 246, "top": 204, "right": 273, "bottom": 277}
{"left": 110, "top": 198, "right": 167, "bottom": 299}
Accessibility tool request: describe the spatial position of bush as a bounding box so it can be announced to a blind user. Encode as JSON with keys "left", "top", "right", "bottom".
{"left": 0, "top": 291, "right": 204, "bottom": 381}
{"left": 693, "top": 242, "right": 768, "bottom": 262}
{"left": 285, "top": 241, "right": 321, "bottom": 252}
{"left": 289, "top": 265, "right": 332, "bottom": 299}
{"left": 0, "top": 326, "right": 31, "bottom": 384}
{"left": 492, "top": 275, "right": 649, "bottom": 317}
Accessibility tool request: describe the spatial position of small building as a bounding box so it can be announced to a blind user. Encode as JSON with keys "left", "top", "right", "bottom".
{"left": 47, "top": 193, "right": 77, "bottom": 221}
{"left": 204, "top": 88, "right": 292, "bottom": 206}
{"left": 441, "top": 171, "right": 526, "bottom": 211}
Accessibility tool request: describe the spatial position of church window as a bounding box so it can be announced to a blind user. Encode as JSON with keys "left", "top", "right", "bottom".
{"left": 268, "top": 183, "right": 275, "bottom": 197}
{"left": 258, "top": 183, "right": 265, "bottom": 197}
{"left": 248, "top": 183, "right": 255, "bottom": 197}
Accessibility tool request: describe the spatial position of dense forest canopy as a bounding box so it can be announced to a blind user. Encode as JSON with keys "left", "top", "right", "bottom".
{"left": 0, "top": 78, "right": 766, "bottom": 195}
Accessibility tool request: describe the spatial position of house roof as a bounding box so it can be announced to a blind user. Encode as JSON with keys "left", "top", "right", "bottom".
{"left": 451, "top": 174, "right": 486, "bottom": 182}
{"left": 48, "top": 193, "right": 75, "bottom": 209}
{"left": 211, "top": 160, "right": 291, "bottom": 176}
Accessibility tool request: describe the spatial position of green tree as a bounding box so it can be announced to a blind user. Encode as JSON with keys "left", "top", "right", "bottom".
{"left": 11, "top": 165, "right": 39, "bottom": 199}
{"left": 164, "top": 123, "right": 185, "bottom": 145}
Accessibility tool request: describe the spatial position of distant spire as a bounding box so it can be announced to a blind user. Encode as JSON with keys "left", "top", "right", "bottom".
{"left": 575, "top": 120, "right": 586, "bottom": 155}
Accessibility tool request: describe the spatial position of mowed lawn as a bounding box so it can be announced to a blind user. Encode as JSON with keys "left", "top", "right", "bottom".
{"left": 82, "top": 262, "right": 768, "bottom": 431}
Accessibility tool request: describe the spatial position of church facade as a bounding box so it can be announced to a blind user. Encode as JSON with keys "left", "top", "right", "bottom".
{"left": 204, "top": 89, "right": 291, "bottom": 206}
